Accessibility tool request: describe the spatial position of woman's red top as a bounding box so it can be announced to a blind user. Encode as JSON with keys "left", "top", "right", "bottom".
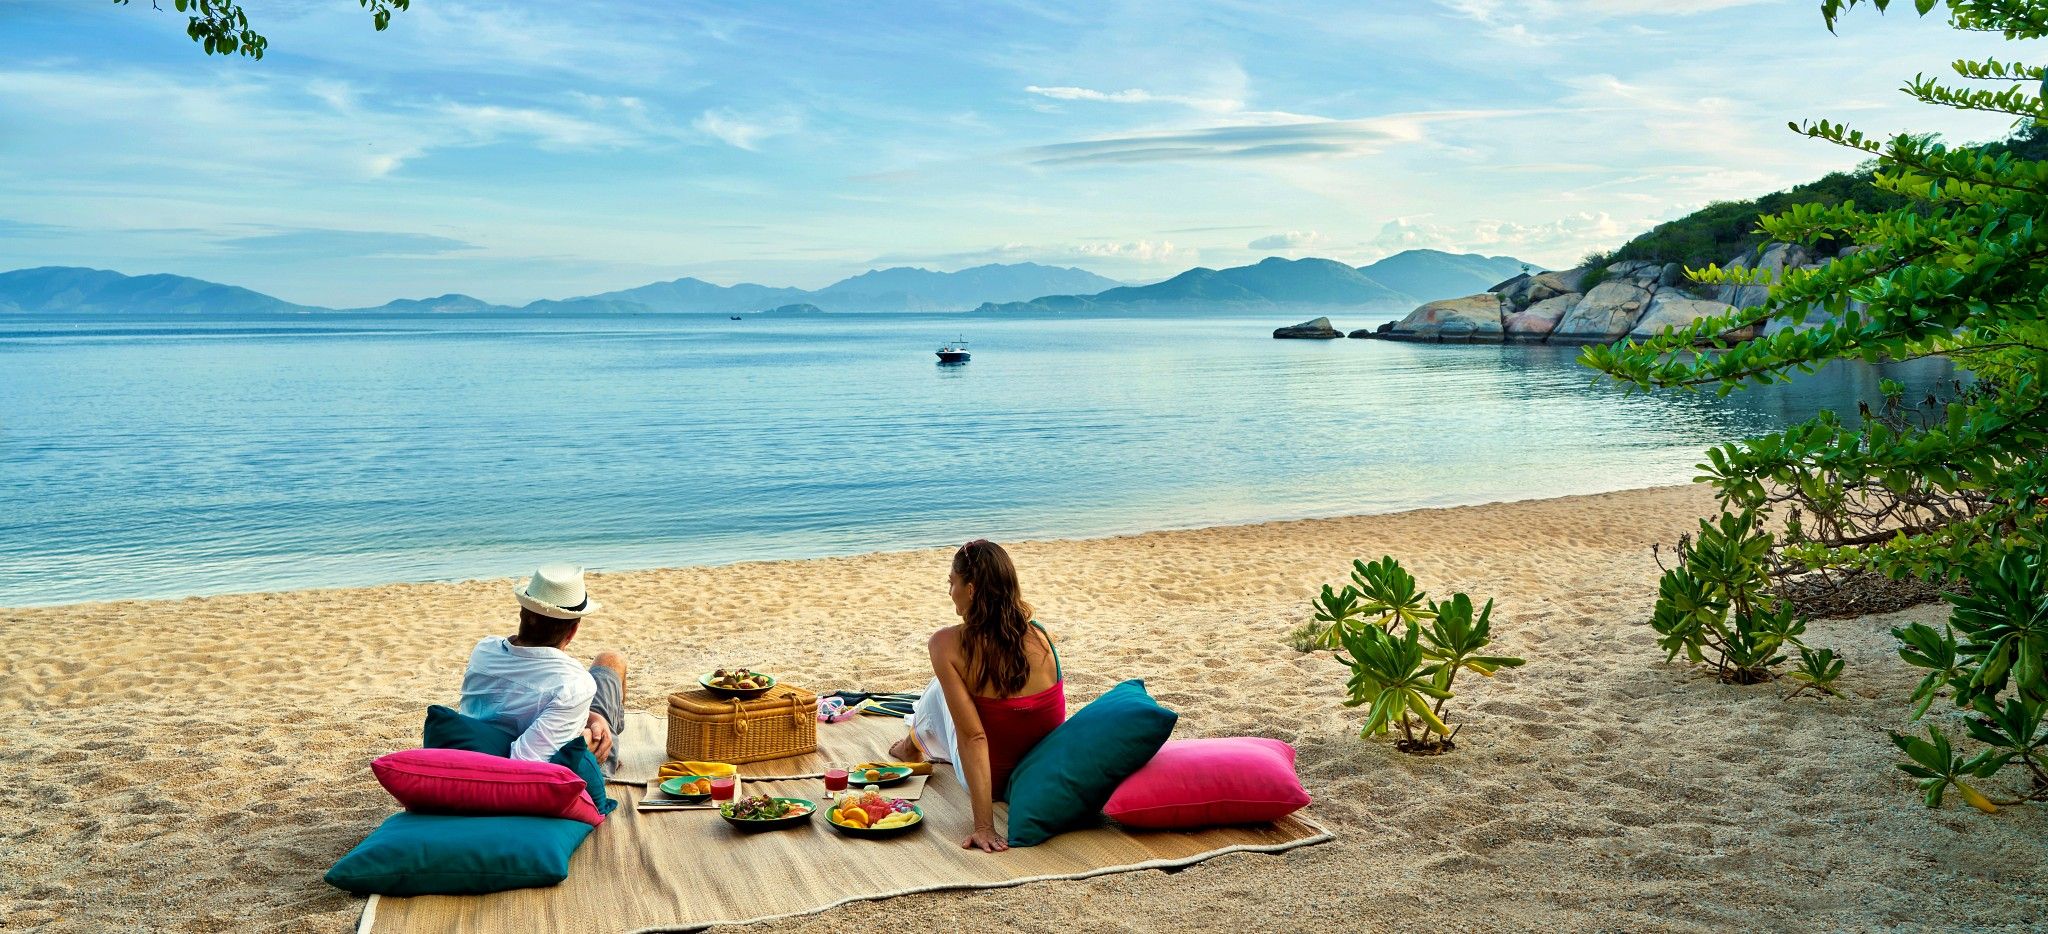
{"left": 970, "top": 621, "right": 1065, "bottom": 799}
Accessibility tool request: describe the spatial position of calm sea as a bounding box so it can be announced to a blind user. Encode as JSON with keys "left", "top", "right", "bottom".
{"left": 0, "top": 311, "right": 1952, "bottom": 606}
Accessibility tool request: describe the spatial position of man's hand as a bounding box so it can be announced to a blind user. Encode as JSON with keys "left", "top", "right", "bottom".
{"left": 582, "top": 711, "right": 615, "bottom": 761}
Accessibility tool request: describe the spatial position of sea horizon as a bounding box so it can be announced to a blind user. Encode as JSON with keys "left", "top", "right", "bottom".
{"left": 0, "top": 308, "right": 1952, "bottom": 607}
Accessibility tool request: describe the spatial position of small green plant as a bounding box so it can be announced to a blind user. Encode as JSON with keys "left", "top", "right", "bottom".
{"left": 1649, "top": 511, "right": 1837, "bottom": 687}
{"left": 1891, "top": 547, "right": 2048, "bottom": 811}
{"left": 1315, "top": 557, "right": 1524, "bottom": 754}
{"left": 1308, "top": 556, "right": 1432, "bottom": 649}
{"left": 1285, "top": 620, "right": 1323, "bottom": 653}
{"left": 1784, "top": 646, "right": 1846, "bottom": 700}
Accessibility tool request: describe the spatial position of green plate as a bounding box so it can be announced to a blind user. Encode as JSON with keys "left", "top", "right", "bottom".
{"left": 845, "top": 765, "right": 914, "bottom": 787}
{"left": 699, "top": 672, "right": 777, "bottom": 700}
{"left": 827, "top": 804, "right": 926, "bottom": 839}
{"left": 720, "top": 797, "right": 815, "bottom": 832}
{"left": 659, "top": 776, "right": 711, "bottom": 802}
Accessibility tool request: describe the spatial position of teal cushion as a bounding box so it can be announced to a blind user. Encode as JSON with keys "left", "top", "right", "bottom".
{"left": 423, "top": 705, "right": 614, "bottom": 816}
{"left": 1004, "top": 679, "right": 1177, "bottom": 846}
{"left": 324, "top": 812, "right": 593, "bottom": 895}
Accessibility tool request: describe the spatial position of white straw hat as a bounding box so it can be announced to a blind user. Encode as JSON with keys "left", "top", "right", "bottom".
{"left": 514, "top": 563, "right": 601, "bottom": 620}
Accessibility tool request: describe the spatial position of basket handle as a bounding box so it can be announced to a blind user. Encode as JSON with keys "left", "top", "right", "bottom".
{"left": 718, "top": 691, "right": 806, "bottom": 736}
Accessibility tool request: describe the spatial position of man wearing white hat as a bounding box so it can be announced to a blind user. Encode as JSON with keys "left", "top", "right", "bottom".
{"left": 458, "top": 564, "right": 628, "bottom": 770}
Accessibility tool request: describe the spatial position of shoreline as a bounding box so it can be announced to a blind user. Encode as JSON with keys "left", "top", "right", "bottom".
{"left": 3, "top": 481, "right": 1702, "bottom": 611}
{"left": 8, "top": 482, "right": 2045, "bottom": 933}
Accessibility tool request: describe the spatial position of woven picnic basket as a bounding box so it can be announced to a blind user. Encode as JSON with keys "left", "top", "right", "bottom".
{"left": 666, "top": 682, "right": 818, "bottom": 764}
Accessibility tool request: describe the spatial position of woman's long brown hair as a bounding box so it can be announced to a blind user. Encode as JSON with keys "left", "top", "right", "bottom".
{"left": 954, "top": 539, "right": 1039, "bottom": 696}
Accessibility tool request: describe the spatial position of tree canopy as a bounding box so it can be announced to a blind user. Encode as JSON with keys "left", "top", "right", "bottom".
{"left": 1583, "top": 0, "right": 2048, "bottom": 810}
{"left": 112, "top": 0, "right": 410, "bottom": 60}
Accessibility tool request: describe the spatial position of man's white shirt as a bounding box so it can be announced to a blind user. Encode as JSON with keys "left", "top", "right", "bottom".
{"left": 459, "top": 635, "right": 595, "bottom": 762}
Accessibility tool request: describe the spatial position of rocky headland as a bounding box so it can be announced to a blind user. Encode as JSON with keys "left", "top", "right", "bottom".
{"left": 1364, "top": 242, "right": 1853, "bottom": 345}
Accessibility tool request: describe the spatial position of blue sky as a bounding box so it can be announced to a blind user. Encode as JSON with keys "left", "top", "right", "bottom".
{"left": 0, "top": 0, "right": 2031, "bottom": 306}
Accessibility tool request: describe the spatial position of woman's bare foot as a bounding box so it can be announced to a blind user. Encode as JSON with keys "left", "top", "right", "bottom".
{"left": 887, "top": 733, "right": 925, "bottom": 762}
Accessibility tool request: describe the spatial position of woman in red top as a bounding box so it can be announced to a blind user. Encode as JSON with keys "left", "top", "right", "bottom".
{"left": 890, "top": 539, "right": 1065, "bottom": 852}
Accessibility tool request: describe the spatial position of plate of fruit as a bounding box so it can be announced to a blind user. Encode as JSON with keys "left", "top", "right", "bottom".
{"left": 843, "top": 765, "right": 914, "bottom": 787}
{"left": 658, "top": 775, "right": 714, "bottom": 802}
{"left": 827, "top": 790, "right": 924, "bottom": 838}
{"left": 700, "top": 668, "right": 777, "bottom": 700}
{"left": 720, "top": 794, "right": 814, "bottom": 832}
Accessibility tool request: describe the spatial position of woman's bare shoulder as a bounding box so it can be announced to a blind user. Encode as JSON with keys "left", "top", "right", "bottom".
{"left": 928, "top": 624, "right": 965, "bottom": 654}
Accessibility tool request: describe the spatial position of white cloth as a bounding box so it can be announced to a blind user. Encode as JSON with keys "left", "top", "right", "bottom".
{"left": 907, "top": 677, "right": 957, "bottom": 764}
{"left": 458, "top": 635, "right": 597, "bottom": 762}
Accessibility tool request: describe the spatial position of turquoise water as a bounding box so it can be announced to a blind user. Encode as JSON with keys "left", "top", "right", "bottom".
{"left": 0, "top": 312, "right": 1952, "bottom": 606}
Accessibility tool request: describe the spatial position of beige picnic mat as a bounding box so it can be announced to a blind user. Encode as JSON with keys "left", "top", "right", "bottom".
{"left": 612, "top": 709, "right": 909, "bottom": 785}
{"left": 361, "top": 760, "right": 1331, "bottom": 933}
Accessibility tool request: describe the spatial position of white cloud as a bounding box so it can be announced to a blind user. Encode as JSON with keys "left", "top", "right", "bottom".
{"left": 1018, "top": 110, "right": 1503, "bottom": 166}
{"left": 1438, "top": 0, "right": 1774, "bottom": 44}
{"left": 0, "top": 67, "right": 686, "bottom": 182}
{"left": 693, "top": 109, "right": 799, "bottom": 151}
{"left": 1024, "top": 85, "right": 1244, "bottom": 114}
{"left": 441, "top": 103, "right": 640, "bottom": 151}
{"left": 1071, "top": 239, "right": 1185, "bottom": 262}
{"left": 1248, "top": 230, "right": 1325, "bottom": 250}
{"left": 1372, "top": 212, "right": 1636, "bottom": 267}
{"left": 869, "top": 239, "right": 1191, "bottom": 269}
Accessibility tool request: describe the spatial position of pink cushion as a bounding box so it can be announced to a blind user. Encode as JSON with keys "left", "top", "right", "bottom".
{"left": 1102, "top": 737, "right": 1309, "bottom": 829}
{"left": 371, "top": 748, "right": 604, "bottom": 826}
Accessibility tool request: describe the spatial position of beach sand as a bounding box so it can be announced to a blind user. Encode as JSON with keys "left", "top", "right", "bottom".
{"left": 4, "top": 484, "right": 2043, "bottom": 932}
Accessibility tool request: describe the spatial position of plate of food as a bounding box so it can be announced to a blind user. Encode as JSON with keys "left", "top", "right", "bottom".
{"left": 843, "top": 765, "right": 915, "bottom": 787}
{"left": 659, "top": 775, "right": 714, "bottom": 802}
{"left": 700, "top": 668, "right": 777, "bottom": 700}
{"left": 720, "top": 794, "right": 814, "bottom": 832}
{"left": 827, "top": 791, "right": 924, "bottom": 839}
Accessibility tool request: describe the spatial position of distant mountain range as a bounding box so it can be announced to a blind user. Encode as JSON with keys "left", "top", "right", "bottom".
{"left": 972, "top": 250, "right": 1530, "bottom": 314}
{"left": 0, "top": 266, "right": 323, "bottom": 315}
{"left": 0, "top": 250, "right": 1532, "bottom": 317}
{"left": 575, "top": 263, "right": 1123, "bottom": 313}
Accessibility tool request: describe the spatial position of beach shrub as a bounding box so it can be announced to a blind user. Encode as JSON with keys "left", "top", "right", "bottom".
{"left": 1786, "top": 647, "right": 1847, "bottom": 700}
{"left": 1315, "top": 557, "right": 1524, "bottom": 754}
{"left": 1307, "top": 556, "right": 1432, "bottom": 649}
{"left": 1580, "top": 0, "right": 2048, "bottom": 810}
{"left": 1890, "top": 547, "right": 2048, "bottom": 810}
{"left": 1649, "top": 511, "right": 1833, "bottom": 686}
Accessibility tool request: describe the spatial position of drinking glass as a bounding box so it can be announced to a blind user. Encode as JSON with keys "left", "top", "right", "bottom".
{"left": 710, "top": 777, "right": 737, "bottom": 803}
{"left": 824, "top": 769, "right": 849, "bottom": 794}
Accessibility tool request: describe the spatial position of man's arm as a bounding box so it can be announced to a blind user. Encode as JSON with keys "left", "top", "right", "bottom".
{"left": 510, "top": 683, "right": 595, "bottom": 762}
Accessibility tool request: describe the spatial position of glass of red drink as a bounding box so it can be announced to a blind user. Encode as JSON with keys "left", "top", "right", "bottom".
{"left": 710, "top": 777, "right": 737, "bottom": 802}
{"left": 824, "top": 769, "right": 849, "bottom": 794}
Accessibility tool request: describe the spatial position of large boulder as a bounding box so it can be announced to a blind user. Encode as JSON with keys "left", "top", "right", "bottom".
{"left": 1629, "top": 292, "right": 1738, "bottom": 340}
{"left": 1381, "top": 294, "right": 1505, "bottom": 343}
{"left": 1550, "top": 265, "right": 1593, "bottom": 293}
{"left": 1607, "top": 260, "right": 1663, "bottom": 281}
{"left": 1488, "top": 273, "right": 1531, "bottom": 294}
{"left": 1504, "top": 292, "right": 1579, "bottom": 342}
{"left": 1500, "top": 272, "right": 1574, "bottom": 310}
{"left": 1549, "top": 280, "right": 1654, "bottom": 343}
{"left": 1273, "top": 316, "right": 1344, "bottom": 339}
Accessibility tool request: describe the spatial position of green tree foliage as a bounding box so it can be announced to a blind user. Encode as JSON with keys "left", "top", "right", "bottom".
{"left": 1583, "top": 0, "right": 2048, "bottom": 811}
{"left": 112, "top": 0, "right": 410, "bottom": 60}
{"left": 1311, "top": 557, "right": 1524, "bottom": 753}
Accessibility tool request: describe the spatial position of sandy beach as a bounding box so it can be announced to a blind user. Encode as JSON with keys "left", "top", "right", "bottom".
{"left": 4, "top": 483, "right": 2043, "bottom": 933}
